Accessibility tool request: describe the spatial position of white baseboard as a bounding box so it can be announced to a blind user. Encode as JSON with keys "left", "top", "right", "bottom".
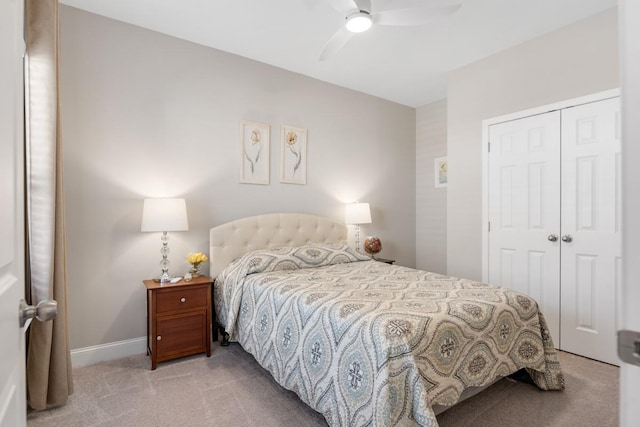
{"left": 71, "top": 336, "right": 146, "bottom": 368}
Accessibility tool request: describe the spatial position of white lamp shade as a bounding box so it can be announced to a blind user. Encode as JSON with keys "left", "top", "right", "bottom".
{"left": 345, "top": 202, "right": 372, "bottom": 225}
{"left": 141, "top": 198, "right": 189, "bottom": 232}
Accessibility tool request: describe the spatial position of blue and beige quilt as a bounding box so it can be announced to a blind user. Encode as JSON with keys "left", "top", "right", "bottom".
{"left": 214, "top": 243, "right": 564, "bottom": 426}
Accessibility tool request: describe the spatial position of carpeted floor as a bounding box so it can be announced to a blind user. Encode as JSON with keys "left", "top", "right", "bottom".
{"left": 27, "top": 341, "right": 619, "bottom": 427}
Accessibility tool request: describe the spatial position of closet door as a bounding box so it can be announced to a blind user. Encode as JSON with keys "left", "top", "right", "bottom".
{"left": 560, "top": 97, "right": 621, "bottom": 366}
{"left": 488, "top": 111, "right": 561, "bottom": 344}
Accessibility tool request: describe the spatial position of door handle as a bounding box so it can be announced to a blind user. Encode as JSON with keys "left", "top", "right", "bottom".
{"left": 561, "top": 234, "right": 573, "bottom": 243}
{"left": 19, "top": 299, "right": 57, "bottom": 327}
{"left": 548, "top": 234, "right": 558, "bottom": 242}
{"left": 618, "top": 330, "right": 640, "bottom": 366}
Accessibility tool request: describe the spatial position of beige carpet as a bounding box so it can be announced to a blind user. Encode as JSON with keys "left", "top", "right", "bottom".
{"left": 28, "top": 342, "right": 618, "bottom": 427}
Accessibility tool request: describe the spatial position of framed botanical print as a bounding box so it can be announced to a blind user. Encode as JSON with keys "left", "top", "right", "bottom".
{"left": 280, "top": 125, "right": 307, "bottom": 185}
{"left": 434, "top": 156, "right": 448, "bottom": 188}
{"left": 240, "top": 120, "right": 269, "bottom": 185}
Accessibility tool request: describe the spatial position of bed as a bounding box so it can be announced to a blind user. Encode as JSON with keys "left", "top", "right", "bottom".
{"left": 209, "top": 213, "right": 564, "bottom": 426}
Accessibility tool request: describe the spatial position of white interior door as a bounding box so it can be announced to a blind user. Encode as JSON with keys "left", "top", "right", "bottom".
{"left": 560, "top": 97, "right": 621, "bottom": 366}
{"left": 620, "top": 0, "right": 640, "bottom": 424}
{"left": 487, "top": 111, "right": 561, "bottom": 344}
{"left": 0, "top": 0, "right": 26, "bottom": 426}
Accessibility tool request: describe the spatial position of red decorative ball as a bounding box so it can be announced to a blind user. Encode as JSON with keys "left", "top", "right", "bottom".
{"left": 364, "top": 236, "right": 382, "bottom": 255}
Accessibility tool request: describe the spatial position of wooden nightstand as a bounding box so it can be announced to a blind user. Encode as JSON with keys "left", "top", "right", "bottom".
{"left": 373, "top": 257, "right": 395, "bottom": 265}
{"left": 143, "top": 276, "right": 212, "bottom": 370}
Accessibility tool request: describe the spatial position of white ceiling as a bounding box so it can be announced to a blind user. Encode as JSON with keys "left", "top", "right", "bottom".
{"left": 59, "top": 0, "right": 616, "bottom": 107}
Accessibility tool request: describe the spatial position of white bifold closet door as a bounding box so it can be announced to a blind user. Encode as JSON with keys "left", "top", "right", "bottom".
{"left": 560, "top": 97, "right": 621, "bottom": 366}
{"left": 488, "top": 111, "right": 562, "bottom": 345}
{"left": 488, "top": 97, "right": 621, "bottom": 366}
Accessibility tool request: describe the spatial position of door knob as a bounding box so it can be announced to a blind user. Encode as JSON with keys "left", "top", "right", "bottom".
{"left": 548, "top": 234, "right": 558, "bottom": 242}
{"left": 561, "top": 234, "right": 573, "bottom": 243}
{"left": 19, "top": 299, "right": 57, "bottom": 327}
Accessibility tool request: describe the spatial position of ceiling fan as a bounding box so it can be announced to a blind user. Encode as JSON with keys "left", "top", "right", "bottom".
{"left": 319, "top": 0, "right": 461, "bottom": 61}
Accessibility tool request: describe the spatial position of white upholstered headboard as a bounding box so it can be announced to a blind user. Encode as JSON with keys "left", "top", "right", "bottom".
{"left": 209, "top": 213, "right": 347, "bottom": 279}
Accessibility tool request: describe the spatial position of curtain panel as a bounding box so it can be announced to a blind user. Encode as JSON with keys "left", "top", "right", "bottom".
{"left": 25, "top": 0, "right": 73, "bottom": 410}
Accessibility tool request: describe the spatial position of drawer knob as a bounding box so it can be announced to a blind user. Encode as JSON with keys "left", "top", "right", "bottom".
{"left": 156, "top": 335, "right": 162, "bottom": 341}
{"left": 180, "top": 297, "right": 186, "bottom": 303}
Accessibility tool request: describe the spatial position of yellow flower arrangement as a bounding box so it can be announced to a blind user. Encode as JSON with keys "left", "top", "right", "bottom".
{"left": 186, "top": 252, "right": 208, "bottom": 277}
{"left": 187, "top": 252, "right": 208, "bottom": 265}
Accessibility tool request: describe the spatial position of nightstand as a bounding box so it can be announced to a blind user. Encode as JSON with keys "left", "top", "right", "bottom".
{"left": 143, "top": 276, "right": 212, "bottom": 370}
{"left": 373, "top": 257, "right": 395, "bottom": 265}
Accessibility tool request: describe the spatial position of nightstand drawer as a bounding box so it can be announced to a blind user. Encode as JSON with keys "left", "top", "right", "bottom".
{"left": 156, "top": 286, "right": 208, "bottom": 313}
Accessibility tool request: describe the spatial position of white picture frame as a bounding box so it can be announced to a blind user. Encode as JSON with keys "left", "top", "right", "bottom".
{"left": 434, "top": 156, "right": 448, "bottom": 188}
{"left": 240, "top": 120, "right": 270, "bottom": 185}
{"left": 280, "top": 125, "right": 307, "bottom": 185}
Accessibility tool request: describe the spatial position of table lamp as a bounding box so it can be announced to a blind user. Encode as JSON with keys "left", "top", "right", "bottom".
{"left": 345, "top": 202, "right": 371, "bottom": 252}
{"left": 141, "top": 198, "right": 189, "bottom": 283}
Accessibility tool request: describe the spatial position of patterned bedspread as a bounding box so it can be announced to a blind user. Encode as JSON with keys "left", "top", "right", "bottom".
{"left": 213, "top": 244, "right": 564, "bottom": 426}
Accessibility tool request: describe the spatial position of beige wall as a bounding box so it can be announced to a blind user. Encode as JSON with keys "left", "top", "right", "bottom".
{"left": 415, "top": 100, "right": 447, "bottom": 273}
{"left": 60, "top": 6, "right": 416, "bottom": 349}
{"left": 446, "top": 8, "right": 619, "bottom": 280}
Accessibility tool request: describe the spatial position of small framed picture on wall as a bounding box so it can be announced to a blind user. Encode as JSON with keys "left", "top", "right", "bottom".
{"left": 240, "top": 120, "right": 270, "bottom": 185}
{"left": 434, "top": 156, "right": 448, "bottom": 188}
{"left": 280, "top": 125, "right": 307, "bottom": 185}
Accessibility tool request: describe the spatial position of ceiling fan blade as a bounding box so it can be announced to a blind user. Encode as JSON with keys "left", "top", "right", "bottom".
{"left": 353, "top": 0, "right": 371, "bottom": 12}
{"left": 373, "top": 4, "right": 461, "bottom": 26}
{"left": 327, "top": 0, "right": 358, "bottom": 14}
{"left": 318, "top": 26, "right": 354, "bottom": 61}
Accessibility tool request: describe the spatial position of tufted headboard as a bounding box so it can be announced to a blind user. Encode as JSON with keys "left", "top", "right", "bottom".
{"left": 209, "top": 213, "right": 347, "bottom": 279}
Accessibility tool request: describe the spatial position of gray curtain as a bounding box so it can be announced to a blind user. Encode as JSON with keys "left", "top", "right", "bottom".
{"left": 25, "top": 0, "right": 73, "bottom": 410}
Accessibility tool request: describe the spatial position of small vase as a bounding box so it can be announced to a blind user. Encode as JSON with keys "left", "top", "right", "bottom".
{"left": 189, "top": 263, "right": 201, "bottom": 277}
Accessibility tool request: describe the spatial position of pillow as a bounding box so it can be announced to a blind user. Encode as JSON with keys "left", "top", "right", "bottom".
{"left": 240, "top": 242, "right": 371, "bottom": 275}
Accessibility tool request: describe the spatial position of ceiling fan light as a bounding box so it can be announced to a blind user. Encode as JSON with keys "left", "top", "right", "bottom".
{"left": 346, "top": 12, "right": 372, "bottom": 33}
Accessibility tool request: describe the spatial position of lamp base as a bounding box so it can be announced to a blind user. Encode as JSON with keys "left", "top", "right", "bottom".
{"left": 159, "top": 231, "right": 171, "bottom": 283}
